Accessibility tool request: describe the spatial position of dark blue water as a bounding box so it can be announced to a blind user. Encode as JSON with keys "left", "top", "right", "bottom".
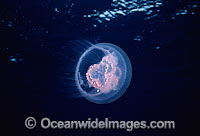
{"left": 1, "top": 0, "right": 199, "bottom": 135}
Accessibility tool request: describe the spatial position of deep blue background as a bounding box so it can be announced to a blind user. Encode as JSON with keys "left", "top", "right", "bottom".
{"left": 1, "top": 0, "right": 199, "bottom": 135}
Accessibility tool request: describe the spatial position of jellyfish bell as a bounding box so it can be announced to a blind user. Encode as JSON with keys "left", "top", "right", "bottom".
{"left": 75, "top": 42, "right": 132, "bottom": 104}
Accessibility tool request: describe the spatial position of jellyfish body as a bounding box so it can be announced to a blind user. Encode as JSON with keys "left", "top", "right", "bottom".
{"left": 75, "top": 43, "right": 132, "bottom": 104}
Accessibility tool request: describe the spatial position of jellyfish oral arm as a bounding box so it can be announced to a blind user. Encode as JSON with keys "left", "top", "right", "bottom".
{"left": 86, "top": 53, "right": 121, "bottom": 93}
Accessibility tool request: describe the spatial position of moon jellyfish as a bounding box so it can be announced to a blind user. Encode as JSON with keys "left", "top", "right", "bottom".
{"left": 75, "top": 42, "right": 132, "bottom": 104}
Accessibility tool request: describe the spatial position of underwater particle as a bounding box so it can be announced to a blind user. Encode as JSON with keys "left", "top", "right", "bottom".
{"left": 156, "top": 46, "right": 160, "bottom": 50}
{"left": 55, "top": 8, "right": 59, "bottom": 13}
{"left": 9, "top": 54, "right": 24, "bottom": 63}
{"left": 75, "top": 42, "right": 132, "bottom": 104}
{"left": 10, "top": 58, "right": 17, "bottom": 62}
